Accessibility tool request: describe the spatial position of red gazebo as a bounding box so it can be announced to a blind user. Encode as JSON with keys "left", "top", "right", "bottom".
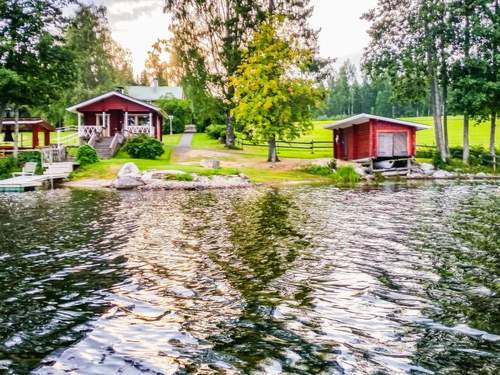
{"left": 1, "top": 118, "right": 53, "bottom": 149}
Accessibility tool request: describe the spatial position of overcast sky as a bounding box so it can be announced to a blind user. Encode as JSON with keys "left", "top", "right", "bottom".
{"left": 88, "top": 0, "right": 378, "bottom": 76}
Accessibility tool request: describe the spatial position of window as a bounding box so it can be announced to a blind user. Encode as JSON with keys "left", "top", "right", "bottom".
{"left": 377, "top": 132, "right": 408, "bottom": 157}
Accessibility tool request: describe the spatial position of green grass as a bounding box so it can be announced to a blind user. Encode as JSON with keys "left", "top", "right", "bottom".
{"left": 192, "top": 117, "right": 497, "bottom": 159}
{"left": 0, "top": 131, "right": 80, "bottom": 148}
{"left": 163, "top": 133, "right": 182, "bottom": 146}
{"left": 403, "top": 116, "right": 498, "bottom": 147}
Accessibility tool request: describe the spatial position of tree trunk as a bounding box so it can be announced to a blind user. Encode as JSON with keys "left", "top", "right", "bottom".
{"left": 463, "top": 113, "right": 469, "bottom": 165}
{"left": 490, "top": 113, "right": 496, "bottom": 156}
{"left": 267, "top": 136, "right": 279, "bottom": 163}
{"left": 225, "top": 113, "right": 236, "bottom": 148}
{"left": 14, "top": 108, "right": 19, "bottom": 158}
{"left": 430, "top": 77, "right": 446, "bottom": 161}
{"left": 442, "top": 83, "right": 449, "bottom": 155}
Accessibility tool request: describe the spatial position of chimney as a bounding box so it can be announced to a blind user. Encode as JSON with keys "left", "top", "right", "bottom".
{"left": 152, "top": 78, "right": 159, "bottom": 91}
{"left": 116, "top": 86, "right": 125, "bottom": 94}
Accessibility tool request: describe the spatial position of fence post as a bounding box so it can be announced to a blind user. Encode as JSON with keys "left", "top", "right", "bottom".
{"left": 311, "top": 140, "right": 314, "bottom": 154}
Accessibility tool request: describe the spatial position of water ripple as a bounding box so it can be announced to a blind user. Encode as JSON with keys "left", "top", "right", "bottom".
{"left": 0, "top": 182, "right": 498, "bottom": 374}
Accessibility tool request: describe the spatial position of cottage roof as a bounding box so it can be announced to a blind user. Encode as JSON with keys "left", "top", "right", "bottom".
{"left": 2, "top": 118, "right": 54, "bottom": 131}
{"left": 125, "top": 86, "right": 183, "bottom": 101}
{"left": 324, "top": 114, "right": 431, "bottom": 131}
{"left": 66, "top": 91, "right": 162, "bottom": 113}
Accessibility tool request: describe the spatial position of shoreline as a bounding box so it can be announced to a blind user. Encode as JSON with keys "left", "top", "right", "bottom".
{"left": 61, "top": 174, "right": 500, "bottom": 191}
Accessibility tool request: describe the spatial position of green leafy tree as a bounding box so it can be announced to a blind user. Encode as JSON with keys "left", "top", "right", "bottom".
{"left": 363, "top": 0, "right": 451, "bottom": 161}
{"left": 0, "top": 0, "right": 77, "bottom": 126}
{"left": 230, "top": 18, "right": 324, "bottom": 162}
{"left": 164, "top": 0, "right": 326, "bottom": 148}
{"left": 42, "top": 4, "right": 134, "bottom": 125}
{"left": 156, "top": 98, "right": 193, "bottom": 134}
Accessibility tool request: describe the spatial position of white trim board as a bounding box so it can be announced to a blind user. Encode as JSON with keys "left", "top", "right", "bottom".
{"left": 324, "top": 114, "right": 431, "bottom": 131}
{"left": 66, "top": 91, "right": 161, "bottom": 113}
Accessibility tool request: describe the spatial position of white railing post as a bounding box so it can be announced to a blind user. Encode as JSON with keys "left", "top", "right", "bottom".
{"left": 149, "top": 113, "right": 154, "bottom": 137}
{"left": 77, "top": 113, "right": 82, "bottom": 137}
{"left": 124, "top": 111, "right": 128, "bottom": 137}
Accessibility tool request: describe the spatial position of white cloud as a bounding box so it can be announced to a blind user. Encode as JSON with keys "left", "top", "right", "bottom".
{"left": 84, "top": 0, "right": 378, "bottom": 76}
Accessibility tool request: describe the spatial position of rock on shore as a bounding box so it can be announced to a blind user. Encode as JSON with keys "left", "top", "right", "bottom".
{"left": 112, "top": 163, "right": 252, "bottom": 191}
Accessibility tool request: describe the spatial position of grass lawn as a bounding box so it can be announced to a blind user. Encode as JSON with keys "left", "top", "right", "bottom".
{"left": 404, "top": 116, "right": 498, "bottom": 147}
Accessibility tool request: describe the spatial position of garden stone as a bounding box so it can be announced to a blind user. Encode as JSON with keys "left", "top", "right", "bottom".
{"left": 200, "top": 159, "right": 221, "bottom": 169}
{"left": 475, "top": 172, "right": 487, "bottom": 178}
{"left": 118, "top": 162, "right": 141, "bottom": 179}
{"left": 114, "top": 176, "right": 145, "bottom": 190}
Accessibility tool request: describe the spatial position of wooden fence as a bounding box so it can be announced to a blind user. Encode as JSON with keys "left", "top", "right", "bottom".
{"left": 237, "top": 139, "right": 333, "bottom": 154}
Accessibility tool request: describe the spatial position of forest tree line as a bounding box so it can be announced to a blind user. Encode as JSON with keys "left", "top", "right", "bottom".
{"left": 318, "top": 61, "right": 431, "bottom": 119}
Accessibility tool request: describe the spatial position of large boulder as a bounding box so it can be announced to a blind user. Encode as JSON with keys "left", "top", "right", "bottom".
{"left": 114, "top": 176, "right": 145, "bottom": 190}
{"left": 118, "top": 162, "right": 141, "bottom": 179}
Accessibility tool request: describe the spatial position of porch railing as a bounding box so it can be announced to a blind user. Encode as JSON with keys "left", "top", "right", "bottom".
{"left": 125, "top": 125, "right": 152, "bottom": 136}
{"left": 78, "top": 125, "right": 102, "bottom": 139}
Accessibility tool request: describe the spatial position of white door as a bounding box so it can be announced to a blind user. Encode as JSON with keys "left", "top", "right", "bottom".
{"left": 393, "top": 132, "right": 408, "bottom": 156}
{"left": 378, "top": 133, "right": 394, "bottom": 157}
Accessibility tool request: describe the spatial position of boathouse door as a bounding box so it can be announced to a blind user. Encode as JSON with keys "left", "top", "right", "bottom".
{"left": 378, "top": 132, "right": 408, "bottom": 157}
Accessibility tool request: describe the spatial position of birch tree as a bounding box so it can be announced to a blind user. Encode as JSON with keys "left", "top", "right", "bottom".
{"left": 163, "top": 0, "right": 324, "bottom": 148}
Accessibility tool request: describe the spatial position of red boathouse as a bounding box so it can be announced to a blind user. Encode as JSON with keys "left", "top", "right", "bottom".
{"left": 324, "top": 114, "right": 430, "bottom": 162}
{"left": 67, "top": 91, "right": 163, "bottom": 141}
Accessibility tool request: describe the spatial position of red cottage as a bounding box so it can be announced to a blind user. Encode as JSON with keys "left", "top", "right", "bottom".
{"left": 67, "top": 91, "right": 163, "bottom": 142}
{"left": 325, "top": 114, "right": 430, "bottom": 163}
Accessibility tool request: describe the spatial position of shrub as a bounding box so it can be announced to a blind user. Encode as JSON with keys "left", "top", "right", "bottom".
{"left": 432, "top": 152, "right": 448, "bottom": 170}
{"left": 123, "top": 134, "right": 165, "bottom": 159}
{"left": 18, "top": 151, "right": 41, "bottom": 166}
{"left": 333, "top": 166, "right": 360, "bottom": 185}
{"left": 0, "top": 157, "right": 17, "bottom": 179}
{"left": 304, "top": 165, "right": 334, "bottom": 177}
{"left": 206, "top": 124, "right": 226, "bottom": 142}
{"left": 76, "top": 145, "right": 99, "bottom": 166}
{"left": 156, "top": 98, "right": 193, "bottom": 134}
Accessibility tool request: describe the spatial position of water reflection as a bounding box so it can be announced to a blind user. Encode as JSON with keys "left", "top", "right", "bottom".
{"left": 0, "top": 183, "right": 498, "bottom": 374}
{"left": 0, "top": 190, "right": 130, "bottom": 373}
{"left": 413, "top": 193, "right": 500, "bottom": 374}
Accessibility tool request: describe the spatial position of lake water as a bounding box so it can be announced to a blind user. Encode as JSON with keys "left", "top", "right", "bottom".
{"left": 0, "top": 183, "right": 498, "bottom": 374}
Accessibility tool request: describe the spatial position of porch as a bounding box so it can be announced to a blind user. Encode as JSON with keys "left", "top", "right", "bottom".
{"left": 77, "top": 111, "right": 158, "bottom": 140}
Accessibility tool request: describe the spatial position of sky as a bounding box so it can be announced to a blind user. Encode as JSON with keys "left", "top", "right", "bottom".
{"left": 88, "top": 0, "right": 378, "bottom": 77}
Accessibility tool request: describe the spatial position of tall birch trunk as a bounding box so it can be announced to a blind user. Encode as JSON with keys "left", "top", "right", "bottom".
{"left": 430, "top": 77, "right": 446, "bottom": 161}
{"left": 442, "top": 83, "right": 449, "bottom": 155}
{"left": 463, "top": 113, "right": 469, "bottom": 164}
{"left": 463, "top": 13, "right": 471, "bottom": 165}
{"left": 490, "top": 113, "right": 496, "bottom": 156}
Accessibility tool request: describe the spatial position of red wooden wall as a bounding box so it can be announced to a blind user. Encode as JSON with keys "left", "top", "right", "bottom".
{"left": 79, "top": 95, "right": 154, "bottom": 113}
{"left": 333, "top": 119, "right": 417, "bottom": 160}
